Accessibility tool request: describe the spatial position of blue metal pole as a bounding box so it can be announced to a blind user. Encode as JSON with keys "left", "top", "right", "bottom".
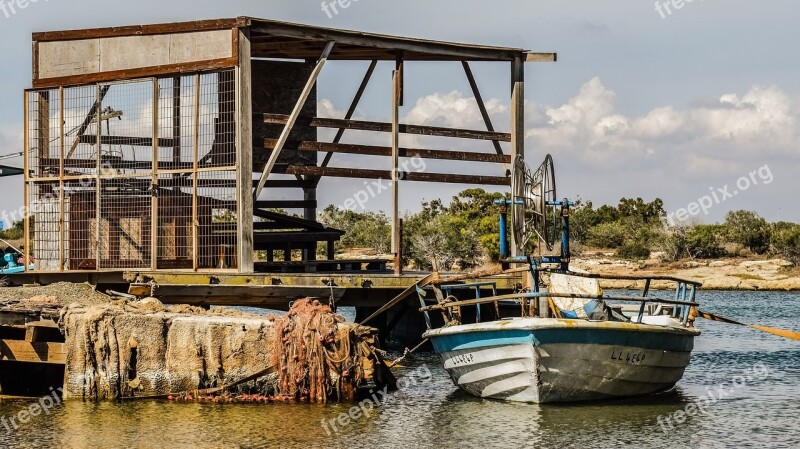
{"left": 499, "top": 211, "right": 509, "bottom": 259}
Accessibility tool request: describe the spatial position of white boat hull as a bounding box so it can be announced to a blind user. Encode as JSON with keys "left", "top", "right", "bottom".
{"left": 425, "top": 318, "right": 699, "bottom": 403}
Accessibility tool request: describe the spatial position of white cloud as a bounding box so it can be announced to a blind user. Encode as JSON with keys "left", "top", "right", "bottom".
{"left": 316, "top": 78, "right": 799, "bottom": 219}
{"left": 403, "top": 90, "right": 507, "bottom": 129}
{"left": 526, "top": 78, "right": 799, "bottom": 177}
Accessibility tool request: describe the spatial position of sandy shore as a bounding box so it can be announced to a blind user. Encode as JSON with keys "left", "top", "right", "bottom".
{"left": 572, "top": 255, "right": 800, "bottom": 291}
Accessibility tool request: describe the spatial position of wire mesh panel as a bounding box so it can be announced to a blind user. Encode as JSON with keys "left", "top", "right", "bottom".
{"left": 96, "top": 80, "right": 155, "bottom": 270}
{"left": 63, "top": 85, "right": 103, "bottom": 179}
{"left": 26, "top": 89, "right": 60, "bottom": 180}
{"left": 198, "top": 70, "right": 237, "bottom": 170}
{"left": 25, "top": 69, "right": 240, "bottom": 272}
{"left": 62, "top": 181, "right": 94, "bottom": 270}
{"left": 156, "top": 173, "right": 194, "bottom": 269}
{"left": 197, "top": 170, "right": 239, "bottom": 270}
{"left": 28, "top": 182, "right": 60, "bottom": 271}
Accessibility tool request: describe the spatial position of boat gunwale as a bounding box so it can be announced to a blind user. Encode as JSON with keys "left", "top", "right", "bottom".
{"left": 422, "top": 317, "right": 701, "bottom": 339}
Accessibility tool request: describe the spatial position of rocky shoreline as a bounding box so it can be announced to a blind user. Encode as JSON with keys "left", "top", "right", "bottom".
{"left": 572, "top": 256, "right": 800, "bottom": 291}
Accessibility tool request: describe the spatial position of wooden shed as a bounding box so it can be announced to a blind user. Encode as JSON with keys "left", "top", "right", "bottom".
{"left": 23, "top": 17, "right": 555, "bottom": 275}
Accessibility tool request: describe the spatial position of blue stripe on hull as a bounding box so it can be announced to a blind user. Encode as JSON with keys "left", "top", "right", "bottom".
{"left": 430, "top": 327, "right": 694, "bottom": 354}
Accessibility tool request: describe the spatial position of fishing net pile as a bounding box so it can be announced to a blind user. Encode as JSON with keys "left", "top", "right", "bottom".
{"left": 60, "top": 299, "right": 276, "bottom": 400}
{"left": 271, "top": 299, "right": 380, "bottom": 403}
{"left": 59, "top": 296, "right": 382, "bottom": 403}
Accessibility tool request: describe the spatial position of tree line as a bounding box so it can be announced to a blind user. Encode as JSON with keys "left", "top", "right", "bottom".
{"left": 318, "top": 189, "right": 800, "bottom": 270}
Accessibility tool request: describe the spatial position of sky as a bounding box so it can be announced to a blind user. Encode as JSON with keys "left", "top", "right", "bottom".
{"left": 0, "top": 0, "right": 798, "bottom": 224}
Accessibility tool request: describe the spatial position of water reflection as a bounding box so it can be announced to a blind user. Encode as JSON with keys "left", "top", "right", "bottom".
{"left": 0, "top": 291, "right": 797, "bottom": 448}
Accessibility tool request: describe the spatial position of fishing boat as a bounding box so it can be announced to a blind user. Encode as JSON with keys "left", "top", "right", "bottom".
{"left": 416, "top": 155, "right": 703, "bottom": 403}
{"left": 0, "top": 238, "right": 33, "bottom": 274}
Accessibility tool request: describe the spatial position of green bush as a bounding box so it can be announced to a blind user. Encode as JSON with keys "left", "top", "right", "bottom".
{"left": 653, "top": 226, "right": 690, "bottom": 262}
{"left": 686, "top": 224, "right": 727, "bottom": 259}
{"left": 318, "top": 206, "right": 391, "bottom": 254}
{"left": 616, "top": 242, "right": 651, "bottom": 260}
{"left": 725, "top": 210, "right": 770, "bottom": 254}
{"left": 586, "top": 221, "right": 627, "bottom": 248}
{"left": 770, "top": 222, "right": 800, "bottom": 266}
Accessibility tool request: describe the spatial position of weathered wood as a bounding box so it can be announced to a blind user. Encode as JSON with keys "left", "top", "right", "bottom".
{"left": 41, "top": 157, "right": 191, "bottom": 171}
{"left": 36, "top": 91, "right": 50, "bottom": 177}
{"left": 59, "top": 86, "right": 66, "bottom": 271}
{"left": 254, "top": 231, "right": 343, "bottom": 244}
{"left": 252, "top": 210, "right": 326, "bottom": 231}
{"left": 263, "top": 114, "right": 511, "bottom": 142}
{"left": 252, "top": 221, "right": 307, "bottom": 231}
{"left": 253, "top": 179, "right": 316, "bottom": 188}
{"left": 78, "top": 135, "right": 180, "bottom": 148}
{"left": 525, "top": 52, "right": 558, "bottom": 63}
{"left": 0, "top": 340, "right": 66, "bottom": 364}
{"left": 391, "top": 68, "right": 401, "bottom": 275}
{"left": 23, "top": 92, "right": 30, "bottom": 272}
{"left": 237, "top": 28, "right": 255, "bottom": 273}
{"left": 32, "top": 18, "right": 245, "bottom": 42}
{"left": 33, "top": 58, "right": 239, "bottom": 89}
{"left": 25, "top": 320, "right": 62, "bottom": 343}
{"left": 284, "top": 166, "right": 511, "bottom": 186}
{"left": 510, "top": 56, "right": 525, "bottom": 257}
{"left": 193, "top": 73, "right": 200, "bottom": 272}
{"left": 264, "top": 139, "right": 511, "bottom": 163}
{"left": 255, "top": 200, "right": 318, "bottom": 209}
{"left": 359, "top": 272, "right": 441, "bottom": 326}
{"left": 151, "top": 79, "right": 159, "bottom": 271}
{"left": 253, "top": 41, "right": 335, "bottom": 201}
{"left": 248, "top": 19, "right": 527, "bottom": 61}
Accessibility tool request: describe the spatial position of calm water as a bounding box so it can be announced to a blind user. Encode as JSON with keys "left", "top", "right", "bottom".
{"left": 1, "top": 291, "right": 798, "bottom": 448}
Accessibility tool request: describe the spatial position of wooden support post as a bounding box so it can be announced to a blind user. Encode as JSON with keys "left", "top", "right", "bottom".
{"left": 395, "top": 56, "right": 404, "bottom": 106}
{"left": 23, "top": 92, "right": 30, "bottom": 272}
{"left": 151, "top": 79, "right": 159, "bottom": 271}
{"left": 236, "top": 28, "right": 255, "bottom": 273}
{"left": 327, "top": 240, "right": 335, "bottom": 261}
{"left": 192, "top": 74, "right": 200, "bottom": 272}
{"left": 302, "top": 186, "right": 316, "bottom": 261}
{"left": 172, "top": 76, "right": 182, "bottom": 158}
{"left": 96, "top": 84, "right": 103, "bottom": 270}
{"left": 36, "top": 91, "right": 50, "bottom": 177}
{"left": 306, "top": 242, "right": 317, "bottom": 262}
{"left": 510, "top": 56, "right": 525, "bottom": 257}
{"left": 172, "top": 76, "right": 182, "bottom": 196}
{"left": 391, "top": 66, "right": 402, "bottom": 275}
{"left": 253, "top": 41, "right": 335, "bottom": 201}
{"left": 59, "top": 86, "right": 65, "bottom": 271}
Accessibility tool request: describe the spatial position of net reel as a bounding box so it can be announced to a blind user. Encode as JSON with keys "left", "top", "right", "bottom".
{"left": 512, "top": 154, "right": 559, "bottom": 251}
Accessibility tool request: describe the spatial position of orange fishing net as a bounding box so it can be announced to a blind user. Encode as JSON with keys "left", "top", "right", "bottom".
{"left": 271, "top": 299, "right": 377, "bottom": 403}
